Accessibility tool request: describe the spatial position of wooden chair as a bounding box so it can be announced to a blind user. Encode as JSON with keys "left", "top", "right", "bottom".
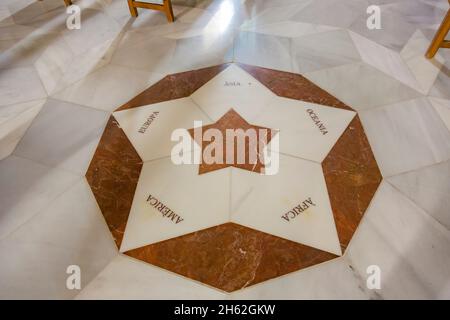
{"left": 127, "top": 0, "right": 174, "bottom": 22}
{"left": 426, "top": 1, "right": 450, "bottom": 59}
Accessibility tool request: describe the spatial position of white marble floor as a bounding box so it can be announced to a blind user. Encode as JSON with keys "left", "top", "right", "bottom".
{"left": 0, "top": 0, "right": 450, "bottom": 299}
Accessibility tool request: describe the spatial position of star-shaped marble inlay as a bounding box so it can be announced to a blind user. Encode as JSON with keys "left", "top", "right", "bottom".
{"left": 188, "top": 109, "right": 277, "bottom": 175}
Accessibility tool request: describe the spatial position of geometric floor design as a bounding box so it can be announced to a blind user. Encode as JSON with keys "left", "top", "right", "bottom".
{"left": 86, "top": 63, "right": 382, "bottom": 292}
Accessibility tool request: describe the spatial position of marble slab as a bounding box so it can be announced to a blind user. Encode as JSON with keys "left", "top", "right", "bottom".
{"left": 113, "top": 97, "right": 211, "bottom": 162}
{"left": 388, "top": 160, "right": 450, "bottom": 231}
{"left": 255, "top": 97, "right": 356, "bottom": 162}
{"left": 0, "top": 155, "right": 79, "bottom": 240}
{"left": 120, "top": 156, "right": 231, "bottom": 252}
{"left": 14, "top": 99, "right": 109, "bottom": 175}
{"left": 0, "top": 178, "right": 117, "bottom": 299}
{"left": 86, "top": 117, "right": 143, "bottom": 248}
{"left": 230, "top": 257, "right": 369, "bottom": 299}
{"left": 0, "top": 99, "right": 45, "bottom": 160}
{"left": 400, "top": 30, "right": 444, "bottom": 94}
{"left": 304, "top": 62, "right": 422, "bottom": 111}
{"left": 359, "top": 97, "right": 450, "bottom": 177}
{"left": 0, "top": 67, "right": 47, "bottom": 106}
{"left": 429, "top": 97, "right": 450, "bottom": 132}
{"left": 52, "top": 64, "right": 164, "bottom": 112}
{"left": 240, "top": 21, "right": 337, "bottom": 39}
{"left": 230, "top": 154, "right": 342, "bottom": 256}
{"left": 190, "top": 64, "right": 277, "bottom": 122}
{"left": 234, "top": 31, "right": 293, "bottom": 73}
{"left": 346, "top": 182, "right": 450, "bottom": 299}
{"left": 125, "top": 223, "right": 337, "bottom": 292}
{"left": 292, "top": 29, "right": 361, "bottom": 74}
{"left": 117, "top": 64, "right": 230, "bottom": 111}
{"left": 76, "top": 255, "right": 227, "bottom": 300}
{"left": 349, "top": 31, "right": 422, "bottom": 92}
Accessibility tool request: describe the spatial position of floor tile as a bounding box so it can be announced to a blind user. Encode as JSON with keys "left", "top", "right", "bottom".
{"left": 167, "top": 32, "right": 234, "bottom": 74}
{"left": 52, "top": 64, "right": 164, "bottom": 112}
{"left": 428, "top": 61, "right": 450, "bottom": 100}
{"left": 346, "top": 182, "right": 450, "bottom": 299}
{"left": 304, "top": 62, "right": 422, "bottom": 111}
{"left": 60, "top": 8, "right": 121, "bottom": 56}
{"left": 254, "top": 97, "right": 356, "bottom": 162}
{"left": 230, "top": 257, "right": 369, "bottom": 299}
{"left": 0, "top": 99, "right": 45, "bottom": 160}
{"left": 240, "top": 21, "right": 337, "bottom": 38}
{"left": 292, "top": 29, "right": 361, "bottom": 74}
{"left": 349, "top": 31, "right": 421, "bottom": 92}
{"left": 0, "top": 33, "right": 59, "bottom": 68}
{"left": 0, "top": 155, "right": 79, "bottom": 240}
{"left": 0, "top": 178, "right": 117, "bottom": 299}
{"left": 400, "top": 30, "right": 444, "bottom": 94}
{"left": 349, "top": 5, "right": 416, "bottom": 52}
{"left": 76, "top": 254, "right": 227, "bottom": 299}
{"left": 191, "top": 64, "right": 276, "bottom": 122}
{"left": 291, "top": 0, "right": 368, "bottom": 29}
{"left": 110, "top": 30, "right": 177, "bottom": 73}
{"left": 230, "top": 154, "right": 342, "bottom": 256}
{"left": 388, "top": 160, "right": 450, "bottom": 231}
{"left": 234, "top": 31, "right": 293, "bottom": 72}
{"left": 429, "top": 97, "right": 450, "bottom": 131}
{"left": 113, "top": 97, "right": 211, "bottom": 162}
{"left": 240, "top": 2, "right": 311, "bottom": 29}
{"left": 359, "top": 97, "right": 450, "bottom": 176}
{"left": 34, "top": 37, "right": 115, "bottom": 95}
{"left": 120, "top": 157, "right": 231, "bottom": 252}
{"left": 0, "top": 67, "right": 47, "bottom": 106}
{"left": 14, "top": 99, "right": 109, "bottom": 175}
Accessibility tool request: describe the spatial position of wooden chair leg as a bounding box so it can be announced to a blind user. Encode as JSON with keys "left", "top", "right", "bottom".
{"left": 164, "top": 0, "right": 175, "bottom": 23}
{"left": 126, "top": 0, "right": 174, "bottom": 22}
{"left": 426, "top": 8, "right": 450, "bottom": 59}
{"left": 64, "top": 0, "right": 73, "bottom": 6}
{"left": 127, "top": 0, "right": 138, "bottom": 17}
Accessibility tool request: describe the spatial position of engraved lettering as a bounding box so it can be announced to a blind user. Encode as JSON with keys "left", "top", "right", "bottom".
{"left": 138, "top": 111, "right": 159, "bottom": 134}
{"left": 146, "top": 194, "right": 183, "bottom": 224}
{"left": 282, "top": 197, "right": 316, "bottom": 222}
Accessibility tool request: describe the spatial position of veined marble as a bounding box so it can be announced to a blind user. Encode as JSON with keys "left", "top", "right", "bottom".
{"left": 0, "top": 99, "right": 45, "bottom": 160}
{"left": 0, "top": 0, "right": 449, "bottom": 299}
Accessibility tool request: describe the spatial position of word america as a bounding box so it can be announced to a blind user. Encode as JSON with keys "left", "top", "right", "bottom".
{"left": 146, "top": 194, "right": 184, "bottom": 224}
{"left": 282, "top": 197, "right": 316, "bottom": 222}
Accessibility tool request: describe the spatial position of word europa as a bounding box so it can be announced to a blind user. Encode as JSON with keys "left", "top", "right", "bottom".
{"left": 282, "top": 197, "right": 316, "bottom": 222}
{"left": 138, "top": 111, "right": 159, "bottom": 133}
{"left": 146, "top": 195, "right": 183, "bottom": 224}
{"left": 306, "top": 109, "right": 328, "bottom": 135}
{"left": 174, "top": 304, "right": 276, "bottom": 317}
{"left": 171, "top": 121, "right": 280, "bottom": 175}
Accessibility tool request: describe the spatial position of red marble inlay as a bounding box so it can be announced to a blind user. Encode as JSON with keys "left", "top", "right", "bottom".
{"left": 86, "top": 63, "right": 382, "bottom": 292}
{"left": 125, "top": 223, "right": 338, "bottom": 292}
{"left": 188, "top": 109, "right": 277, "bottom": 175}
{"left": 86, "top": 117, "right": 143, "bottom": 248}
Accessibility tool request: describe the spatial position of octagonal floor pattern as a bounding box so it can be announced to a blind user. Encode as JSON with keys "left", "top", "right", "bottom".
{"left": 87, "top": 63, "right": 382, "bottom": 292}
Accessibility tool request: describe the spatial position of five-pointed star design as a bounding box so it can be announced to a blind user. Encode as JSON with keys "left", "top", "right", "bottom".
{"left": 188, "top": 109, "right": 277, "bottom": 175}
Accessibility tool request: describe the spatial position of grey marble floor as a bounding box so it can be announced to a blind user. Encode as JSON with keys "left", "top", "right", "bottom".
{"left": 0, "top": 0, "right": 449, "bottom": 299}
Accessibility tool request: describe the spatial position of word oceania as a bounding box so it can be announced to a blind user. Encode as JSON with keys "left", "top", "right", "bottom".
{"left": 146, "top": 194, "right": 184, "bottom": 224}
{"left": 306, "top": 109, "right": 328, "bottom": 135}
{"left": 281, "top": 197, "right": 316, "bottom": 222}
{"left": 138, "top": 111, "right": 159, "bottom": 134}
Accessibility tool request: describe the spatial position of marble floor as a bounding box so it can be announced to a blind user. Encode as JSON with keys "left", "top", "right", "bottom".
{"left": 0, "top": 0, "right": 450, "bottom": 299}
